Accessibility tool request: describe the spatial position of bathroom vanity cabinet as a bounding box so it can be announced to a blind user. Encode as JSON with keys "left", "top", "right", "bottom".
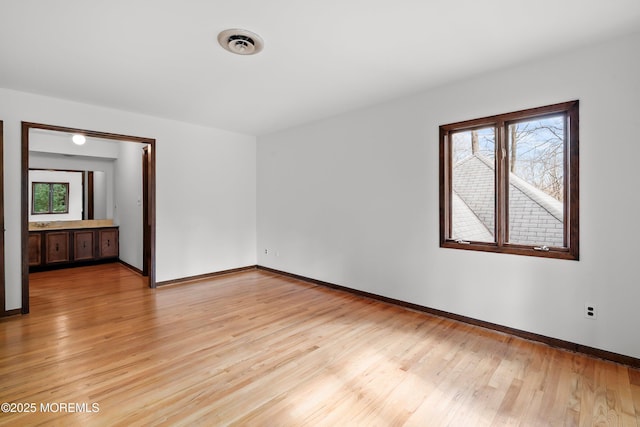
{"left": 28, "top": 226, "right": 119, "bottom": 270}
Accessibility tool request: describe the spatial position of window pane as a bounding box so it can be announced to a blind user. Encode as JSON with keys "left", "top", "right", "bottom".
{"left": 451, "top": 127, "right": 495, "bottom": 242}
{"left": 507, "top": 115, "right": 564, "bottom": 247}
{"left": 33, "top": 183, "right": 50, "bottom": 213}
{"left": 51, "top": 183, "right": 68, "bottom": 213}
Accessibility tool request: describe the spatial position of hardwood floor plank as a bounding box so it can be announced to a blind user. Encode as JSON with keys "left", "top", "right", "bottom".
{"left": 0, "top": 264, "right": 639, "bottom": 426}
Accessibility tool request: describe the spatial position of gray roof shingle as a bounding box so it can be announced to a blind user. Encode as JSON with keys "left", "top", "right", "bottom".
{"left": 453, "top": 154, "right": 564, "bottom": 247}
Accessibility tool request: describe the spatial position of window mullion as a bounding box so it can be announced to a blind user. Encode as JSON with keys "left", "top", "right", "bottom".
{"left": 48, "top": 184, "right": 54, "bottom": 214}
{"left": 495, "top": 123, "right": 507, "bottom": 247}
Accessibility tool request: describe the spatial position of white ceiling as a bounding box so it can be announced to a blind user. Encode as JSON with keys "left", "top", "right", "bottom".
{"left": 2, "top": 1, "right": 639, "bottom": 136}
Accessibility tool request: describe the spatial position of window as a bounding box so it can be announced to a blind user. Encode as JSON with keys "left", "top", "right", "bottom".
{"left": 439, "top": 101, "right": 579, "bottom": 260}
{"left": 32, "top": 182, "right": 69, "bottom": 214}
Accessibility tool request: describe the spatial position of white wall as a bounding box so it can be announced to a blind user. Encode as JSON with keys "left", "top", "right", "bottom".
{"left": 114, "top": 142, "right": 144, "bottom": 270}
{"left": 1, "top": 88, "right": 257, "bottom": 311}
{"left": 28, "top": 170, "right": 83, "bottom": 221}
{"left": 257, "top": 32, "right": 640, "bottom": 359}
{"left": 93, "top": 171, "right": 108, "bottom": 219}
{"left": 30, "top": 131, "right": 121, "bottom": 158}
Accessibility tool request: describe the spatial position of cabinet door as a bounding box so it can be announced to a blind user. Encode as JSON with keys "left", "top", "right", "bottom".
{"left": 28, "top": 233, "right": 42, "bottom": 266}
{"left": 98, "top": 228, "right": 119, "bottom": 258}
{"left": 45, "top": 232, "right": 70, "bottom": 264}
{"left": 74, "top": 230, "right": 95, "bottom": 261}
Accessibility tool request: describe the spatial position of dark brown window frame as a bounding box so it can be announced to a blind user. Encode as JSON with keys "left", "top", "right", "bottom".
{"left": 439, "top": 100, "right": 579, "bottom": 260}
{"left": 31, "top": 181, "right": 70, "bottom": 215}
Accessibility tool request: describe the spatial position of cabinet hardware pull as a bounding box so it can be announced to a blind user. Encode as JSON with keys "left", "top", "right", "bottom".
{"left": 55, "top": 243, "right": 59, "bottom": 251}
{"left": 107, "top": 240, "right": 110, "bottom": 247}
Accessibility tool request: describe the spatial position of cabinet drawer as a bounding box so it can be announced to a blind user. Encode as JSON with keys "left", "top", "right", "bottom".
{"left": 74, "top": 230, "right": 95, "bottom": 261}
{"left": 45, "top": 232, "right": 70, "bottom": 264}
{"left": 28, "top": 233, "right": 42, "bottom": 266}
{"left": 99, "top": 229, "right": 118, "bottom": 258}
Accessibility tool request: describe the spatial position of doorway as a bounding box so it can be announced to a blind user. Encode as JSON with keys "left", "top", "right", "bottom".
{"left": 21, "top": 122, "right": 156, "bottom": 314}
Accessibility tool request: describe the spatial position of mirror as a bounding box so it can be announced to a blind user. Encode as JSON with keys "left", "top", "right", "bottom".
{"left": 28, "top": 167, "right": 109, "bottom": 221}
{"left": 29, "top": 129, "right": 118, "bottom": 222}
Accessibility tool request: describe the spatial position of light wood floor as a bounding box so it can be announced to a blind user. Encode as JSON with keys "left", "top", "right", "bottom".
{"left": 1, "top": 264, "right": 639, "bottom": 426}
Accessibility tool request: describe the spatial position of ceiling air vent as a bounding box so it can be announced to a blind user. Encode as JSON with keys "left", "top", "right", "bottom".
{"left": 218, "top": 29, "right": 264, "bottom": 55}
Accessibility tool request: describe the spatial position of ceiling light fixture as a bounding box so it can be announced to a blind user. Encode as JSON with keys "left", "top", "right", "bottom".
{"left": 72, "top": 134, "right": 86, "bottom": 145}
{"left": 218, "top": 29, "right": 264, "bottom": 55}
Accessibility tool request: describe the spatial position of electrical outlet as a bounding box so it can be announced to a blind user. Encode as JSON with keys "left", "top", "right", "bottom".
{"left": 264, "top": 249, "right": 268, "bottom": 254}
{"left": 584, "top": 303, "right": 597, "bottom": 319}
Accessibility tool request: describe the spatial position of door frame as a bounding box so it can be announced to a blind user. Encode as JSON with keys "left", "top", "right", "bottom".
{"left": 21, "top": 122, "right": 156, "bottom": 314}
{"left": 142, "top": 146, "right": 151, "bottom": 277}
{"left": 0, "top": 121, "right": 5, "bottom": 315}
